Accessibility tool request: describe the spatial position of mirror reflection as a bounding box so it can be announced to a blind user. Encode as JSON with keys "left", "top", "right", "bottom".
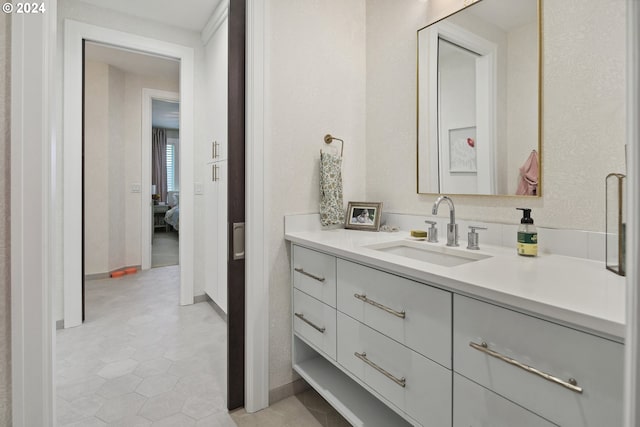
{"left": 417, "top": 0, "right": 540, "bottom": 196}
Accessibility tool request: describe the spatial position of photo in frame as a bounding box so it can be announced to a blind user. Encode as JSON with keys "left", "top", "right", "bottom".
{"left": 345, "top": 201, "right": 383, "bottom": 231}
{"left": 449, "top": 126, "right": 477, "bottom": 173}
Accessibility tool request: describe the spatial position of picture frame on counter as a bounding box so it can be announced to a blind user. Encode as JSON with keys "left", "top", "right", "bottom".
{"left": 345, "top": 201, "right": 383, "bottom": 231}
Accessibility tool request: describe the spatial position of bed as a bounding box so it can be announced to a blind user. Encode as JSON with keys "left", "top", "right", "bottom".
{"left": 164, "top": 191, "right": 180, "bottom": 231}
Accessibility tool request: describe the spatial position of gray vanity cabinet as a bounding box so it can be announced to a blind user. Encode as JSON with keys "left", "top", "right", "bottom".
{"left": 290, "top": 243, "right": 624, "bottom": 426}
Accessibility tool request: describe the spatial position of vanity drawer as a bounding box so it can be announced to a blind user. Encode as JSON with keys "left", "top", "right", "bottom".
{"left": 293, "top": 289, "right": 337, "bottom": 360}
{"left": 453, "top": 373, "right": 557, "bottom": 427}
{"left": 453, "top": 294, "right": 623, "bottom": 427}
{"left": 293, "top": 245, "right": 336, "bottom": 307}
{"left": 337, "top": 312, "right": 451, "bottom": 427}
{"left": 337, "top": 259, "right": 452, "bottom": 368}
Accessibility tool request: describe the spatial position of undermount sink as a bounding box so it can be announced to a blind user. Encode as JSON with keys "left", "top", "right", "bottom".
{"left": 365, "top": 240, "right": 491, "bottom": 267}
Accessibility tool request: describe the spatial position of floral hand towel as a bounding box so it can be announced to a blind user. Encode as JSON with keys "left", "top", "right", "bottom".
{"left": 320, "top": 152, "right": 345, "bottom": 226}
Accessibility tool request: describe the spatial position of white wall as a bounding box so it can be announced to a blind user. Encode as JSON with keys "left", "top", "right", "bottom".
{"left": 0, "top": 10, "right": 11, "bottom": 423}
{"left": 84, "top": 61, "right": 110, "bottom": 275}
{"left": 506, "top": 21, "right": 538, "bottom": 194}
{"left": 123, "top": 73, "right": 179, "bottom": 267}
{"left": 108, "top": 66, "right": 126, "bottom": 272}
{"left": 55, "top": 0, "right": 206, "bottom": 320}
{"left": 265, "top": 0, "right": 367, "bottom": 390}
{"left": 83, "top": 60, "right": 178, "bottom": 276}
{"left": 366, "top": 0, "right": 626, "bottom": 232}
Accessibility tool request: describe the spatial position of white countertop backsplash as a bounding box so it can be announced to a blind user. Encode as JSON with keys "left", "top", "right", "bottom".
{"left": 284, "top": 213, "right": 625, "bottom": 340}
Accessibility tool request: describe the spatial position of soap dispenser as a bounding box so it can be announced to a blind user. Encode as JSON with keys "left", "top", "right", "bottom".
{"left": 517, "top": 208, "right": 538, "bottom": 257}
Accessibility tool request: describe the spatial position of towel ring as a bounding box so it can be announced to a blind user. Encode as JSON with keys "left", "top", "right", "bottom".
{"left": 322, "top": 134, "right": 344, "bottom": 157}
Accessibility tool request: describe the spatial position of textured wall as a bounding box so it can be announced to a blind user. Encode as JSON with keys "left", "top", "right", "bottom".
{"left": 84, "top": 62, "right": 178, "bottom": 276}
{"left": 366, "top": 0, "right": 626, "bottom": 231}
{"left": 122, "top": 72, "right": 179, "bottom": 271}
{"left": 266, "top": 0, "right": 367, "bottom": 389}
{"left": 0, "top": 11, "right": 11, "bottom": 426}
{"left": 108, "top": 65, "right": 126, "bottom": 272}
{"left": 84, "top": 61, "right": 111, "bottom": 274}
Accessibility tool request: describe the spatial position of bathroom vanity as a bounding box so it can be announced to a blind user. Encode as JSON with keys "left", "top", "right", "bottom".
{"left": 286, "top": 227, "right": 625, "bottom": 427}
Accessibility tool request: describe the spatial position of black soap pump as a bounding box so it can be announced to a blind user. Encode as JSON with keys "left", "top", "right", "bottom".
{"left": 516, "top": 208, "right": 538, "bottom": 257}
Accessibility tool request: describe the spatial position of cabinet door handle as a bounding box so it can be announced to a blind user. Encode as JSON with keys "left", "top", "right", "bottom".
{"left": 212, "top": 141, "right": 219, "bottom": 159}
{"left": 212, "top": 164, "right": 220, "bottom": 182}
{"left": 354, "top": 352, "right": 406, "bottom": 388}
{"left": 354, "top": 293, "right": 406, "bottom": 319}
{"left": 469, "top": 341, "right": 583, "bottom": 394}
{"left": 294, "top": 313, "right": 325, "bottom": 333}
{"left": 294, "top": 268, "right": 325, "bottom": 283}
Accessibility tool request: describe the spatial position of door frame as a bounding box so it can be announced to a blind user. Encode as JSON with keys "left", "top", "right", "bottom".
{"left": 245, "top": 0, "right": 270, "bottom": 412}
{"left": 141, "top": 89, "right": 180, "bottom": 271}
{"left": 63, "top": 20, "right": 196, "bottom": 328}
{"left": 11, "top": 3, "right": 270, "bottom": 423}
{"left": 624, "top": 0, "right": 640, "bottom": 424}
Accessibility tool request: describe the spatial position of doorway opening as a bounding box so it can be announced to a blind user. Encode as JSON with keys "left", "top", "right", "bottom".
{"left": 83, "top": 42, "right": 181, "bottom": 283}
{"left": 150, "top": 99, "right": 181, "bottom": 268}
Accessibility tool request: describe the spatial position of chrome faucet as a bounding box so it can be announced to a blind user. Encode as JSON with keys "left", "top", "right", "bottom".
{"left": 432, "top": 196, "right": 458, "bottom": 247}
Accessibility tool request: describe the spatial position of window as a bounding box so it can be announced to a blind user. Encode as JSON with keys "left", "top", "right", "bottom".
{"left": 166, "top": 138, "right": 179, "bottom": 191}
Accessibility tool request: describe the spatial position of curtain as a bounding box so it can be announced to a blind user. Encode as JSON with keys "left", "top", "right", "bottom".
{"left": 152, "top": 128, "right": 167, "bottom": 202}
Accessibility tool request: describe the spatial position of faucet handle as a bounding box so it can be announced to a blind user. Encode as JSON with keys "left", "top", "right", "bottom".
{"left": 425, "top": 220, "right": 438, "bottom": 243}
{"left": 467, "top": 226, "right": 487, "bottom": 250}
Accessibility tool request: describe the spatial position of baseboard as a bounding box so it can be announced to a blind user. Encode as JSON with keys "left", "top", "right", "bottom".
{"left": 194, "top": 294, "right": 209, "bottom": 304}
{"left": 56, "top": 320, "right": 64, "bottom": 330}
{"left": 269, "top": 378, "right": 310, "bottom": 405}
{"left": 204, "top": 295, "right": 228, "bottom": 322}
{"left": 85, "top": 264, "right": 142, "bottom": 281}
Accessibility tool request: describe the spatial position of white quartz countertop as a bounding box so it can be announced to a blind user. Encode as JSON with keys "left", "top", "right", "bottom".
{"left": 285, "top": 229, "right": 626, "bottom": 341}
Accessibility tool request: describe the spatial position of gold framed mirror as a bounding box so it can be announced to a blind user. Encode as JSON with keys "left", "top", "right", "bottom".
{"left": 417, "top": 0, "right": 542, "bottom": 196}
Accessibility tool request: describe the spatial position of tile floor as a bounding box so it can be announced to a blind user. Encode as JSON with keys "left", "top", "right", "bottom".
{"left": 151, "top": 230, "right": 179, "bottom": 268}
{"left": 56, "top": 266, "right": 231, "bottom": 426}
{"left": 56, "top": 265, "right": 349, "bottom": 427}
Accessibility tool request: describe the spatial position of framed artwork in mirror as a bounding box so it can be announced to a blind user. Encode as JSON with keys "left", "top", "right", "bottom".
{"left": 449, "top": 126, "right": 477, "bottom": 173}
{"left": 345, "top": 202, "right": 383, "bottom": 231}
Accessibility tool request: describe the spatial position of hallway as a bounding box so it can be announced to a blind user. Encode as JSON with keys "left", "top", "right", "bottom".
{"left": 56, "top": 266, "right": 232, "bottom": 426}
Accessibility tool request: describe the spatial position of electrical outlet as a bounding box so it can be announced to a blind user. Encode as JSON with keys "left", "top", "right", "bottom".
{"left": 131, "top": 183, "right": 141, "bottom": 193}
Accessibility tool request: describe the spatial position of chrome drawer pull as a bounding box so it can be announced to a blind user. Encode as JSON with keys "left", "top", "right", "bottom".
{"left": 294, "top": 268, "right": 326, "bottom": 283}
{"left": 354, "top": 294, "right": 406, "bottom": 319}
{"left": 469, "top": 341, "right": 583, "bottom": 394}
{"left": 354, "top": 352, "right": 406, "bottom": 388}
{"left": 294, "top": 313, "right": 325, "bottom": 333}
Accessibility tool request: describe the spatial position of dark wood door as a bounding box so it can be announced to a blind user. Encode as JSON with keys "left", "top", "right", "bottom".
{"left": 227, "top": 0, "right": 246, "bottom": 411}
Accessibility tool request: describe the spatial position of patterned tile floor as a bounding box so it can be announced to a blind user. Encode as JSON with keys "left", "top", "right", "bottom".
{"left": 56, "top": 265, "right": 349, "bottom": 427}
{"left": 56, "top": 266, "right": 232, "bottom": 426}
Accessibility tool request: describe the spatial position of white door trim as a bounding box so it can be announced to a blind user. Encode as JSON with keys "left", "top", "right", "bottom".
{"left": 418, "top": 21, "right": 497, "bottom": 194}
{"left": 245, "top": 0, "right": 270, "bottom": 412}
{"left": 10, "top": 1, "right": 56, "bottom": 425}
{"left": 624, "top": 1, "right": 640, "bottom": 425}
{"left": 141, "top": 89, "right": 180, "bottom": 271}
{"left": 63, "top": 20, "right": 196, "bottom": 329}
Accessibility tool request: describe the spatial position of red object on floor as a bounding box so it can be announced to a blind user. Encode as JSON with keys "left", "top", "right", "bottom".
{"left": 124, "top": 267, "right": 137, "bottom": 275}
{"left": 111, "top": 270, "right": 125, "bottom": 278}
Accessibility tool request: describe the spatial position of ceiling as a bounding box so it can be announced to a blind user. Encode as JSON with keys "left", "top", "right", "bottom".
{"left": 84, "top": 42, "right": 180, "bottom": 81}
{"left": 79, "top": 0, "right": 222, "bottom": 32}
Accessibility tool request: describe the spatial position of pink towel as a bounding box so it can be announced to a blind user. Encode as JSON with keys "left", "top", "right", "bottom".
{"left": 516, "top": 150, "right": 539, "bottom": 196}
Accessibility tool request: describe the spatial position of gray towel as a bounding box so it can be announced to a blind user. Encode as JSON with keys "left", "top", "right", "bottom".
{"left": 319, "top": 152, "right": 345, "bottom": 226}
